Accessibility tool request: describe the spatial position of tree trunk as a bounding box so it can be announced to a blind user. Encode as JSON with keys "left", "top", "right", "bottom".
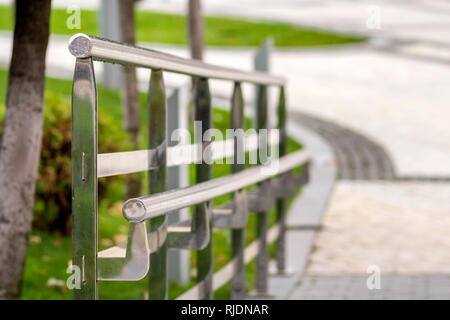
{"left": 118, "top": 0, "right": 141, "bottom": 198}
{"left": 187, "top": 0, "right": 204, "bottom": 122}
{"left": 0, "top": 0, "right": 51, "bottom": 299}
{"left": 188, "top": 0, "right": 204, "bottom": 61}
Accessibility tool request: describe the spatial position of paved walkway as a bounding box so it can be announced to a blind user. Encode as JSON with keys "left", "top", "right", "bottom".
{"left": 289, "top": 181, "right": 450, "bottom": 300}
{"left": 290, "top": 274, "right": 450, "bottom": 300}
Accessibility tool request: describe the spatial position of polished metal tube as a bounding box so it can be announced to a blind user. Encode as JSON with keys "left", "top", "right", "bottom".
{"left": 71, "top": 58, "right": 98, "bottom": 300}
{"left": 254, "top": 84, "right": 269, "bottom": 296}
{"left": 68, "top": 33, "right": 285, "bottom": 86}
{"left": 275, "top": 86, "right": 288, "bottom": 274}
{"left": 122, "top": 149, "right": 310, "bottom": 222}
{"left": 194, "top": 78, "right": 214, "bottom": 300}
{"left": 230, "top": 82, "right": 246, "bottom": 300}
{"left": 146, "top": 69, "right": 169, "bottom": 299}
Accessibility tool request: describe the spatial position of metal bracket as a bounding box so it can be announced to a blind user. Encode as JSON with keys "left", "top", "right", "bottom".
{"left": 212, "top": 189, "right": 248, "bottom": 229}
{"left": 97, "top": 221, "right": 150, "bottom": 281}
{"left": 166, "top": 202, "right": 210, "bottom": 250}
{"left": 248, "top": 180, "right": 275, "bottom": 212}
{"left": 272, "top": 171, "right": 297, "bottom": 198}
{"left": 296, "top": 162, "right": 310, "bottom": 185}
{"left": 148, "top": 218, "right": 168, "bottom": 253}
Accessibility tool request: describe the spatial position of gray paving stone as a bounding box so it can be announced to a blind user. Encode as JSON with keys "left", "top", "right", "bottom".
{"left": 289, "top": 274, "right": 450, "bottom": 300}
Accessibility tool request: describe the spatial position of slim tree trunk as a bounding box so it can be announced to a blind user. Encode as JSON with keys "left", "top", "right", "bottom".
{"left": 0, "top": 0, "right": 51, "bottom": 299}
{"left": 118, "top": 0, "right": 141, "bottom": 198}
{"left": 188, "top": 0, "right": 204, "bottom": 61}
{"left": 188, "top": 0, "right": 204, "bottom": 122}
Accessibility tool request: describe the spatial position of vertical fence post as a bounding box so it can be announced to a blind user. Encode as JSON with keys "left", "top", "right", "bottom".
{"left": 147, "top": 69, "right": 168, "bottom": 299}
{"left": 195, "top": 78, "right": 213, "bottom": 299}
{"left": 99, "top": 0, "right": 121, "bottom": 89}
{"left": 230, "top": 82, "right": 246, "bottom": 299}
{"left": 253, "top": 38, "right": 273, "bottom": 127}
{"left": 72, "top": 57, "right": 98, "bottom": 300}
{"left": 167, "top": 86, "right": 190, "bottom": 285}
{"left": 275, "top": 86, "right": 288, "bottom": 274}
{"left": 254, "top": 84, "right": 270, "bottom": 297}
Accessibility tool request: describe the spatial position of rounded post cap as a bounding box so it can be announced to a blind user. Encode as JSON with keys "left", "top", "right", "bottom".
{"left": 123, "top": 199, "right": 147, "bottom": 222}
{"left": 69, "top": 33, "right": 92, "bottom": 58}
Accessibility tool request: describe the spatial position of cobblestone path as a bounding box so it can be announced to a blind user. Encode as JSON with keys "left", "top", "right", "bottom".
{"left": 290, "top": 112, "right": 396, "bottom": 181}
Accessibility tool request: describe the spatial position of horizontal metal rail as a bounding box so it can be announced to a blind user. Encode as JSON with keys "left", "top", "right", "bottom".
{"left": 97, "top": 131, "right": 279, "bottom": 178}
{"left": 68, "top": 33, "right": 285, "bottom": 86}
{"left": 122, "top": 149, "right": 310, "bottom": 222}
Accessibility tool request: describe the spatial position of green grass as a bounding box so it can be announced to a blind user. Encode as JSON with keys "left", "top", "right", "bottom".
{"left": 0, "top": 6, "right": 364, "bottom": 47}
{"left": 1, "top": 68, "right": 303, "bottom": 299}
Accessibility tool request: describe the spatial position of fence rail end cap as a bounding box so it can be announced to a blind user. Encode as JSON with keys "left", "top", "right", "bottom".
{"left": 69, "top": 33, "right": 93, "bottom": 58}
{"left": 123, "top": 198, "right": 147, "bottom": 222}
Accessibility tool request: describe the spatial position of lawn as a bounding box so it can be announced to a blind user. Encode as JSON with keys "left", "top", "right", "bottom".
{"left": 0, "top": 68, "right": 303, "bottom": 299}
{"left": 0, "top": 6, "right": 365, "bottom": 47}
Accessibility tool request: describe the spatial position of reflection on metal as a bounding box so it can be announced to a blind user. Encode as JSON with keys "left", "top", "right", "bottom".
{"left": 229, "top": 82, "right": 247, "bottom": 300}
{"left": 72, "top": 57, "right": 98, "bottom": 300}
{"left": 253, "top": 84, "right": 270, "bottom": 296}
{"left": 248, "top": 180, "right": 275, "bottom": 212}
{"left": 147, "top": 69, "right": 168, "bottom": 300}
{"left": 148, "top": 220, "right": 168, "bottom": 253}
{"left": 271, "top": 172, "right": 293, "bottom": 198}
{"left": 212, "top": 190, "right": 248, "bottom": 229}
{"left": 97, "top": 148, "right": 159, "bottom": 178}
{"left": 194, "top": 78, "right": 214, "bottom": 300}
{"left": 97, "top": 222, "right": 150, "bottom": 281}
{"left": 298, "top": 161, "right": 311, "bottom": 185}
{"left": 275, "top": 86, "right": 288, "bottom": 274}
{"left": 167, "top": 202, "right": 210, "bottom": 250}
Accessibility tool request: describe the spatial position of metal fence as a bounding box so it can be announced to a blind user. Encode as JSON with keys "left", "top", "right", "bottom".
{"left": 69, "top": 33, "right": 311, "bottom": 300}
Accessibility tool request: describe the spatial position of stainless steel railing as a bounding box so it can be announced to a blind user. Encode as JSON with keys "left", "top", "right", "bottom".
{"left": 70, "top": 33, "right": 310, "bottom": 300}
{"left": 69, "top": 34, "right": 285, "bottom": 85}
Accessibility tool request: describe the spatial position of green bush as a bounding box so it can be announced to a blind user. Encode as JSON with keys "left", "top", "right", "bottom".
{"left": 27, "top": 92, "right": 130, "bottom": 235}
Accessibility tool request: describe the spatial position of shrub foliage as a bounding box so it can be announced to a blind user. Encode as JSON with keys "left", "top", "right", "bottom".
{"left": 29, "top": 93, "right": 129, "bottom": 235}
